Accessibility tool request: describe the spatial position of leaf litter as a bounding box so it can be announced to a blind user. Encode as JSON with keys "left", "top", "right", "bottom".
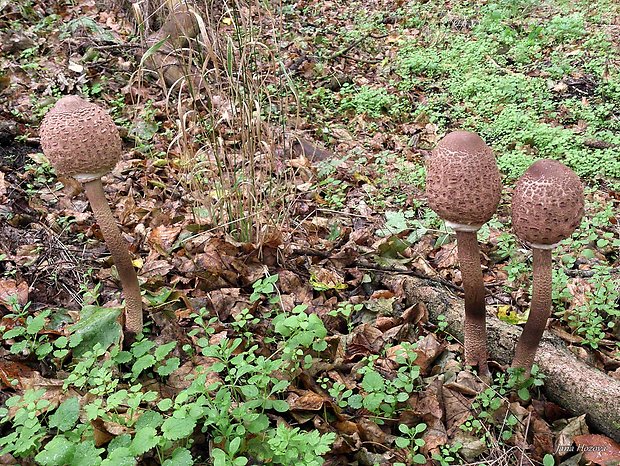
{"left": 0, "top": 0, "right": 619, "bottom": 465}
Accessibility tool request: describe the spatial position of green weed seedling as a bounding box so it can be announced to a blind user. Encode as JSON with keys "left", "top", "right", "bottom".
{"left": 0, "top": 389, "right": 49, "bottom": 458}
{"left": 431, "top": 442, "right": 464, "bottom": 466}
{"left": 23, "top": 151, "right": 60, "bottom": 198}
{"left": 313, "top": 177, "right": 349, "bottom": 210}
{"left": 188, "top": 305, "right": 218, "bottom": 353}
{"left": 462, "top": 366, "right": 545, "bottom": 445}
{"left": 0, "top": 298, "right": 64, "bottom": 360}
{"left": 273, "top": 304, "right": 328, "bottom": 367}
{"left": 341, "top": 344, "right": 422, "bottom": 417}
{"left": 231, "top": 307, "right": 261, "bottom": 339}
{"left": 250, "top": 273, "right": 280, "bottom": 304}
{"left": 562, "top": 266, "right": 619, "bottom": 348}
{"left": 319, "top": 378, "right": 354, "bottom": 408}
{"left": 394, "top": 422, "right": 427, "bottom": 465}
{"left": 328, "top": 301, "right": 363, "bottom": 333}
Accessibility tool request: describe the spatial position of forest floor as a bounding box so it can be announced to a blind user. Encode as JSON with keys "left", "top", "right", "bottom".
{"left": 0, "top": 0, "right": 619, "bottom": 465}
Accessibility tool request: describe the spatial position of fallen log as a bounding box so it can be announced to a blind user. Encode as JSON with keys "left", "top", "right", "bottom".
{"left": 384, "top": 275, "right": 620, "bottom": 442}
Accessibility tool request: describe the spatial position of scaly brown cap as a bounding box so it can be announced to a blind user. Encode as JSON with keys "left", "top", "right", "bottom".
{"left": 512, "top": 159, "right": 584, "bottom": 247}
{"left": 39, "top": 95, "right": 121, "bottom": 182}
{"left": 426, "top": 131, "right": 502, "bottom": 229}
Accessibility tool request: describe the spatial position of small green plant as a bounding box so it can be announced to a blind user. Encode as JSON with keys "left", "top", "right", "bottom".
{"left": 313, "top": 177, "right": 349, "bottom": 209}
{"left": 0, "top": 389, "right": 49, "bottom": 458}
{"left": 24, "top": 152, "right": 59, "bottom": 196}
{"left": 504, "top": 256, "right": 530, "bottom": 284}
{"left": 394, "top": 422, "right": 427, "bottom": 465}
{"left": 494, "top": 232, "right": 517, "bottom": 260}
{"left": 231, "top": 307, "right": 261, "bottom": 338}
{"left": 339, "top": 84, "right": 401, "bottom": 119}
{"left": 328, "top": 301, "right": 363, "bottom": 332}
{"left": 560, "top": 267, "right": 619, "bottom": 348}
{"left": 463, "top": 366, "right": 545, "bottom": 444}
{"left": 272, "top": 304, "right": 328, "bottom": 367}
{"left": 19, "top": 46, "right": 38, "bottom": 60}
{"left": 319, "top": 378, "right": 354, "bottom": 408}
{"left": 351, "top": 344, "right": 422, "bottom": 417}
{"left": 376, "top": 210, "right": 418, "bottom": 237}
{"left": 506, "top": 365, "right": 545, "bottom": 402}
{"left": 437, "top": 314, "right": 449, "bottom": 333}
{"left": 265, "top": 424, "right": 335, "bottom": 466}
{"left": 187, "top": 305, "right": 218, "bottom": 355}
{"left": 0, "top": 299, "right": 55, "bottom": 359}
{"left": 431, "top": 442, "right": 464, "bottom": 465}
{"left": 543, "top": 453, "right": 556, "bottom": 466}
{"left": 0, "top": 273, "right": 338, "bottom": 464}
{"left": 544, "top": 13, "right": 586, "bottom": 43}
{"left": 250, "top": 273, "right": 280, "bottom": 304}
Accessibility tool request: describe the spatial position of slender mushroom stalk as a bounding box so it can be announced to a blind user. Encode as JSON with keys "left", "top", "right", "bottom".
{"left": 511, "top": 159, "right": 584, "bottom": 374}
{"left": 39, "top": 96, "right": 143, "bottom": 337}
{"left": 426, "top": 131, "right": 502, "bottom": 378}
{"left": 454, "top": 228, "right": 488, "bottom": 374}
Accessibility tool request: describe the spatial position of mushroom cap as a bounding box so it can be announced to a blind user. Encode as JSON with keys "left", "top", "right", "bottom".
{"left": 426, "top": 131, "right": 502, "bottom": 228}
{"left": 39, "top": 95, "right": 121, "bottom": 182}
{"left": 512, "top": 159, "right": 584, "bottom": 246}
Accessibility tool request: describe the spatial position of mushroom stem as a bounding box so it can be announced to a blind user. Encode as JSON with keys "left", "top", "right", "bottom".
{"left": 83, "top": 179, "right": 143, "bottom": 336}
{"left": 455, "top": 230, "right": 489, "bottom": 378}
{"left": 511, "top": 247, "right": 553, "bottom": 374}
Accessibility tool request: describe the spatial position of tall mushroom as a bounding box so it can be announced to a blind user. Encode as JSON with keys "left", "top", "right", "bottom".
{"left": 511, "top": 159, "right": 584, "bottom": 373}
{"left": 426, "top": 131, "right": 502, "bottom": 377}
{"left": 39, "top": 96, "right": 143, "bottom": 337}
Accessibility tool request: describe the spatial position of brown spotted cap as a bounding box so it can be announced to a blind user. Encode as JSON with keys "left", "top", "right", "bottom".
{"left": 39, "top": 95, "right": 121, "bottom": 182}
{"left": 512, "top": 159, "right": 584, "bottom": 246}
{"left": 426, "top": 131, "right": 502, "bottom": 229}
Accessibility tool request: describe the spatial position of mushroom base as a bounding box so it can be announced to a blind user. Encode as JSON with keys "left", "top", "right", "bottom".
{"left": 389, "top": 274, "right": 620, "bottom": 443}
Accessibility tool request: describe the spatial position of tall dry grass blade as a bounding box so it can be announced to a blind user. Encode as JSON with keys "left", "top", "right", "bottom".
{"left": 135, "top": 0, "right": 297, "bottom": 246}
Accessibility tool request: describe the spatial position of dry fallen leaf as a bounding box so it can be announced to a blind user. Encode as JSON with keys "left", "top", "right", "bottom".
{"left": 346, "top": 323, "right": 385, "bottom": 360}
{"left": 530, "top": 411, "right": 555, "bottom": 461}
{"left": 573, "top": 434, "right": 620, "bottom": 466}
{"left": 357, "top": 417, "right": 389, "bottom": 444}
{"left": 443, "top": 385, "right": 475, "bottom": 436}
{"left": 148, "top": 224, "right": 182, "bottom": 253}
{"left": 0, "top": 279, "right": 29, "bottom": 308}
{"left": 286, "top": 390, "right": 330, "bottom": 411}
{"left": 140, "top": 258, "right": 174, "bottom": 278}
{"left": 0, "top": 360, "right": 36, "bottom": 389}
{"left": 411, "top": 333, "right": 445, "bottom": 373}
{"left": 433, "top": 242, "right": 458, "bottom": 269}
{"left": 556, "top": 414, "right": 590, "bottom": 458}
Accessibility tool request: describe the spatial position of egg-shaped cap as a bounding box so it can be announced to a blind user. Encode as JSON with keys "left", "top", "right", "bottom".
{"left": 512, "top": 159, "right": 584, "bottom": 247}
{"left": 426, "top": 131, "right": 502, "bottom": 229}
{"left": 39, "top": 95, "right": 121, "bottom": 182}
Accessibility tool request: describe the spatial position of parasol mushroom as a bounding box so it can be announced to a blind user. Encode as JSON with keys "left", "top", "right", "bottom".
{"left": 39, "top": 95, "right": 143, "bottom": 337}
{"left": 511, "top": 159, "right": 584, "bottom": 374}
{"left": 426, "top": 131, "right": 502, "bottom": 377}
